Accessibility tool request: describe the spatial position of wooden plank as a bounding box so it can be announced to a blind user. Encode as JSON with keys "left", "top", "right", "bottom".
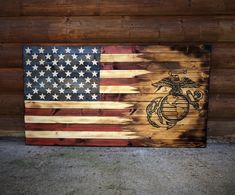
{"left": 24, "top": 123, "right": 205, "bottom": 132}
{"left": 26, "top": 138, "right": 133, "bottom": 146}
{"left": 212, "top": 44, "right": 235, "bottom": 69}
{"left": 208, "top": 121, "right": 235, "bottom": 137}
{"left": 25, "top": 116, "right": 133, "bottom": 124}
{"left": 4, "top": 68, "right": 235, "bottom": 94}
{"left": 100, "top": 53, "right": 209, "bottom": 62}
{"left": 100, "top": 70, "right": 151, "bottom": 78}
{"left": 1, "top": 0, "right": 235, "bottom": 16}
{"left": 25, "top": 138, "right": 205, "bottom": 147}
{"left": 1, "top": 93, "right": 235, "bottom": 118}
{"left": 1, "top": 117, "right": 234, "bottom": 139}
{"left": 25, "top": 101, "right": 134, "bottom": 109}
{"left": 0, "top": 17, "right": 235, "bottom": 42}
{"left": 0, "top": 43, "right": 210, "bottom": 67}
{"left": 25, "top": 130, "right": 139, "bottom": 139}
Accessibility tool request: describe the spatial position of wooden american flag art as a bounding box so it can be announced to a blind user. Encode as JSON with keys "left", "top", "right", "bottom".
{"left": 23, "top": 45, "right": 210, "bottom": 147}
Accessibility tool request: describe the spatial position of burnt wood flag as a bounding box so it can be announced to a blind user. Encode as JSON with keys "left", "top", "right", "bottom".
{"left": 23, "top": 45, "right": 210, "bottom": 147}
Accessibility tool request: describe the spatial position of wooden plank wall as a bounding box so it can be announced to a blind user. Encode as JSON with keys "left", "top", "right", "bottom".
{"left": 0, "top": 0, "right": 235, "bottom": 138}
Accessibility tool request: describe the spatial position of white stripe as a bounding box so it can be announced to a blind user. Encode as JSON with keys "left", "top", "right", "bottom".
{"left": 25, "top": 116, "right": 132, "bottom": 124}
{"left": 25, "top": 131, "right": 139, "bottom": 139}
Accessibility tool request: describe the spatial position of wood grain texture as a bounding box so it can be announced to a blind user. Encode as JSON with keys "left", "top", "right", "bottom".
{"left": 0, "top": 43, "right": 232, "bottom": 68}
{"left": 0, "top": 0, "right": 234, "bottom": 140}
{"left": 0, "top": 17, "right": 235, "bottom": 43}
{"left": 1, "top": 0, "right": 235, "bottom": 16}
{"left": 2, "top": 68, "right": 234, "bottom": 94}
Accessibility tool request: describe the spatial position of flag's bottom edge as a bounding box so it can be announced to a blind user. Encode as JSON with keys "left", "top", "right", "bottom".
{"left": 25, "top": 138, "right": 206, "bottom": 148}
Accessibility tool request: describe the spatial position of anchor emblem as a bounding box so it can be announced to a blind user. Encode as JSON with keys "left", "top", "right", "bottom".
{"left": 146, "top": 71, "right": 203, "bottom": 129}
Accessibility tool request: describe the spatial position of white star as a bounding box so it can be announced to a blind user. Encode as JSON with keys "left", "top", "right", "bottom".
{"left": 52, "top": 82, "right": 58, "bottom": 88}
{"left": 91, "top": 94, "right": 98, "bottom": 100}
{"left": 65, "top": 59, "right": 71, "bottom": 65}
{"left": 52, "top": 59, "right": 58, "bottom": 65}
{"left": 65, "top": 82, "right": 71, "bottom": 88}
{"left": 85, "top": 77, "right": 91, "bottom": 83}
{"left": 39, "top": 59, "right": 45, "bottom": 65}
{"left": 78, "top": 47, "right": 84, "bottom": 53}
{"left": 39, "top": 71, "right": 45, "bottom": 76}
{"left": 46, "top": 76, "right": 52, "bottom": 83}
{"left": 32, "top": 76, "right": 39, "bottom": 82}
{"left": 52, "top": 94, "right": 58, "bottom": 100}
{"left": 85, "top": 88, "right": 91, "bottom": 94}
{"left": 72, "top": 53, "right": 77, "bottom": 59}
{"left": 79, "top": 82, "right": 84, "bottom": 88}
{"left": 79, "top": 59, "right": 84, "bottom": 65}
{"left": 26, "top": 59, "right": 31, "bottom": 65}
{"left": 92, "top": 59, "right": 98, "bottom": 65}
{"left": 38, "top": 47, "right": 44, "bottom": 53}
{"left": 26, "top": 93, "right": 32, "bottom": 99}
{"left": 46, "top": 88, "right": 52, "bottom": 94}
{"left": 32, "top": 88, "right": 39, "bottom": 94}
{"left": 59, "top": 88, "right": 65, "bottom": 94}
{"left": 91, "top": 82, "right": 97, "bottom": 88}
{"left": 72, "top": 77, "right": 78, "bottom": 83}
{"left": 52, "top": 47, "right": 58, "bottom": 53}
{"left": 58, "top": 65, "right": 65, "bottom": 71}
{"left": 92, "top": 71, "right": 98, "bottom": 77}
{"left": 65, "top": 94, "right": 71, "bottom": 100}
{"left": 85, "top": 54, "right": 91, "bottom": 60}
{"left": 39, "top": 82, "right": 45, "bottom": 88}
{"left": 45, "top": 53, "right": 51, "bottom": 59}
{"left": 58, "top": 54, "right": 65, "bottom": 60}
{"left": 25, "top": 47, "right": 31, "bottom": 53}
{"left": 65, "top": 71, "right": 71, "bottom": 77}
{"left": 39, "top": 94, "right": 45, "bottom": 99}
{"left": 78, "top": 94, "right": 84, "bottom": 100}
{"left": 52, "top": 71, "right": 58, "bottom": 77}
{"left": 32, "top": 65, "right": 38, "bottom": 70}
{"left": 26, "top": 82, "right": 32, "bottom": 88}
{"left": 65, "top": 47, "right": 71, "bottom": 53}
{"left": 58, "top": 77, "right": 65, "bottom": 83}
{"left": 45, "top": 64, "right": 51, "bottom": 71}
{"left": 25, "top": 47, "right": 31, "bottom": 54}
{"left": 32, "top": 53, "right": 38, "bottom": 59}
{"left": 92, "top": 47, "right": 98, "bottom": 53}
{"left": 85, "top": 65, "right": 91, "bottom": 71}
{"left": 72, "top": 88, "right": 78, "bottom": 94}
{"left": 26, "top": 71, "right": 32, "bottom": 77}
{"left": 72, "top": 65, "right": 78, "bottom": 71}
{"left": 79, "top": 71, "right": 84, "bottom": 77}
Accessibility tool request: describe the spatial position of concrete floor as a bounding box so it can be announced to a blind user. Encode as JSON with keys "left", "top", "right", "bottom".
{"left": 0, "top": 140, "right": 234, "bottom": 195}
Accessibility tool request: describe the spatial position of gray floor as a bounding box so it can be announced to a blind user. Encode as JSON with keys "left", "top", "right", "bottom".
{"left": 0, "top": 140, "right": 234, "bottom": 195}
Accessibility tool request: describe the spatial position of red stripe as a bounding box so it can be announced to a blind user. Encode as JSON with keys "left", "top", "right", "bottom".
{"left": 25, "top": 124, "right": 126, "bottom": 131}
{"left": 100, "top": 78, "right": 138, "bottom": 85}
{"left": 102, "top": 46, "right": 141, "bottom": 54}
{"left": 26, "top": 138, "right": 134, "bottom": 146}
{"left": 101, "top": 63, "right": 145, "bottom": 70}
{"left": 25, "top": 108, "right": 131, "bottom": 116}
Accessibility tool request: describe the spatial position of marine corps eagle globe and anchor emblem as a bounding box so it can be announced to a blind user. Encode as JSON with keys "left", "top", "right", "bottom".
{"left": 146, "top": 71, "right": 204, "bottom": 129}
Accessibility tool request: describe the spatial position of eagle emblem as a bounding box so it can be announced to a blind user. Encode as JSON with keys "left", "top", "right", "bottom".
{"left": 146, "top": 72, "right": 203, "bottom": 129}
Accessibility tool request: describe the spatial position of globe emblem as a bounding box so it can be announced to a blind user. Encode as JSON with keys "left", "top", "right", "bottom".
{"left": 161, "top": 95, "right": 189, "bottom": 121}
